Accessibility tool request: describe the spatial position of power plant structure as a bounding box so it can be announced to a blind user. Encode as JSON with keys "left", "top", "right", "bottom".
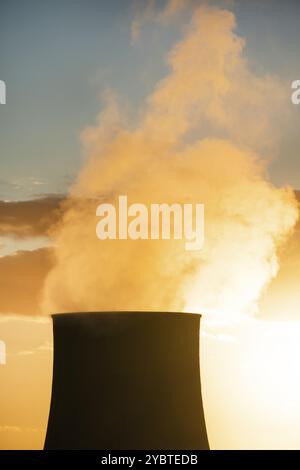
{"left": 44, "top": 312, "right": 209, "bottom": 450}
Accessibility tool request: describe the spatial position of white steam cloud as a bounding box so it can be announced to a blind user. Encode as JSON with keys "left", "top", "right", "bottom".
{"left": 42, "top": 5, "right": 298, "bottom": 319}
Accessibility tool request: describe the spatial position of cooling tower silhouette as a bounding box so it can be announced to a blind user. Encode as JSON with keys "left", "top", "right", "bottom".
{"left": 44, "top": 312, "right": 209, "bottom": 450}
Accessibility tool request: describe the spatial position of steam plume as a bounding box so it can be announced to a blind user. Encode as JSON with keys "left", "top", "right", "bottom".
{"left": 42, "top": 5, "right": 298, "bottom": 319}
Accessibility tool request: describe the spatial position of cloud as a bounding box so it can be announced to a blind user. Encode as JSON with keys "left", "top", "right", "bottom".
{"left": 201, "top": 330, "right": 236, "bottom": 343}
{"left": 159, "top": 0, "right": 187, "bottom": 22}
{"left": 0, "top": 179, "right": 13, "bottom": 188}
{"left": 131, "top": 0, "right": 156, "bottom": 43}
{"left": 42, "top": 5, "right": 298, "bottom": 319}
{"left": 0, "top": 315, "right": 50, "bottom": 324}
{"left": 0, "top": 426, "right": 22, "bottom": 433}
{"left": 131, "top": 0, "right": 189, "bottom": 43}
{"left": 0, "top": 195, "right": 64, "bottom": 239}
{"left": 14, "top": 341, "right": 53, "bottom": 357}
{"left": 0, "top": 426, "right": 42, "bottom": 450}
{"left": 14, "top": 341, "right": 53, "bottom": 356}
{"left": 0, "top": 248, "right": 54, "bottom": 315}
{"left": 0, "top": 176, "right": 60, "bottom": 201}
{"left": 16, "top": 350, "right": 34, "bottom": 356}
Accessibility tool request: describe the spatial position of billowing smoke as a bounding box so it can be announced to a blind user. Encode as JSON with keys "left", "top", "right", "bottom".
{"left": 42, "top": 5, "right": 298, "bottom": 319}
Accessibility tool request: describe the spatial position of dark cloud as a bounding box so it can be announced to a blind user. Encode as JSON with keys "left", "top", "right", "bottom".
{"left": 0, "top": 195, "right": 64, "bottom": 238}
{"left": 0, "top": 248, "right": 54, "bottom": 315}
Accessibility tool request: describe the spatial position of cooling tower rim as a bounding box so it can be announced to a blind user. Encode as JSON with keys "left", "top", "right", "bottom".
{"left": 51, "top": 311, "right": 202, "bottom": 319}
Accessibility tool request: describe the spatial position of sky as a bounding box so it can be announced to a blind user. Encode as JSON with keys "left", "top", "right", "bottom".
{"left": 1, "top": 0, "right": 300, "bottom": 202}
{"left": 1, "top": 0, "right": 300, "bottom": 450}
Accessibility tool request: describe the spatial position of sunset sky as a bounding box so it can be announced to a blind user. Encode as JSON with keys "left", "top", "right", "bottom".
{"left": 1, "top": 0, "right": 300, "bottom": 202}
{"left": 1, "top": 0, "right": 300, "bottom": 450}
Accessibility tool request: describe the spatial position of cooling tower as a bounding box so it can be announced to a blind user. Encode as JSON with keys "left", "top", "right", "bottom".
{"left": 44, "top": 312, "right": 209, "bottom": 450}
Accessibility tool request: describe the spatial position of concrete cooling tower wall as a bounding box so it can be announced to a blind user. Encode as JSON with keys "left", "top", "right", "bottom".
{"left": 44, "top": 312, "right": 209, "bottom": 450}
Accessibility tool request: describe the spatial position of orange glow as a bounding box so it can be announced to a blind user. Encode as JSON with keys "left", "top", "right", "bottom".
{"left": 201, "top": 318, "right": 300, "bottom": 449}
